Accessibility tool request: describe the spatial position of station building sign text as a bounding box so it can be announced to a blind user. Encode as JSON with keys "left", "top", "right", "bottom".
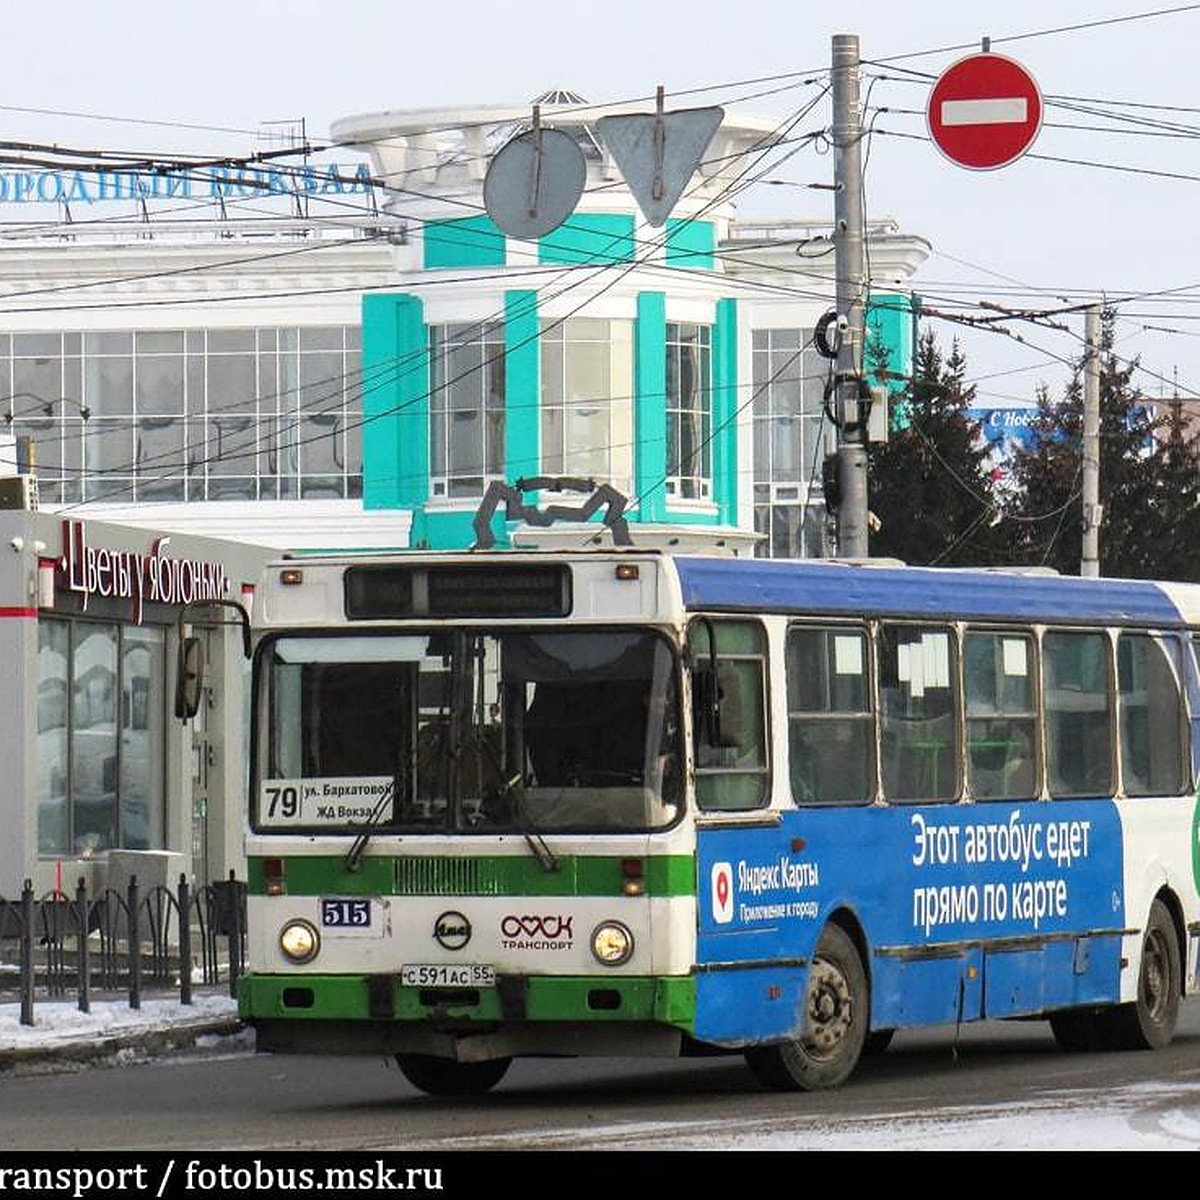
{"left": 0, "top": 163, "right": 374, "bottom": 205}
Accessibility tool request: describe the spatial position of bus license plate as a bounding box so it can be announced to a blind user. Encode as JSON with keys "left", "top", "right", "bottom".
{"left": 401, "top": 964, "right": 495, "bottom": 988}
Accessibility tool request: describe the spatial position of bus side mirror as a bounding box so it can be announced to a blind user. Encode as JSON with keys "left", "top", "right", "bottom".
{"left": 174, "top": 636, "right": 205, "bottom": 721}
{"left": 172, "top": 597, "right": 251, "bottom": 722}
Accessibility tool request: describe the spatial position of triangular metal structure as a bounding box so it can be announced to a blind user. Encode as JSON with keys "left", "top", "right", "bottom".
{"left": 596, "top": 93, "right": 724, "bottom": 227}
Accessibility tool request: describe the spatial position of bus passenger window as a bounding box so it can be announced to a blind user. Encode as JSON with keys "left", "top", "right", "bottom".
{"left": 1043, "top": 630, "right": 1113, "bottom": 797}
{"left": 689, "top": 619, "right": 769, "bottom": 812}
{"left": 879, "top": 624, "right": 959, "bottom": 803}
{"left": 785, "top": 625, "right": 873, "bottom": 805}
{"left": 1118, "top": 633, "right": 1186, "bottom": 797}
{"left": 964, "top": 630, "right": 1038, "bottom": 801}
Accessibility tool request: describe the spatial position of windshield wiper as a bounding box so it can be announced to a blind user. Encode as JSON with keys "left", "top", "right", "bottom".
{"left": 522, "top": 824, "right": 559, "bottom": 873}
{"left": 343, "top": 779, "right": 397, "bottom": 872}
{"left": 476, "top": 736, "right": 559, "bottom": 873}
{"left": 506, "top": 784, "right": 559, "bottom": 874}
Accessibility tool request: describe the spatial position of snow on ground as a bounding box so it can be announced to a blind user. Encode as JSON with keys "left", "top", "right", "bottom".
{"left": 705, "top": 1082, "right": 1200, "bottom": 1150}
{"left": 417, "top": 1081, "right": 1200, "bottom": 1151}
{"left": 0, "top": 992, "right": 240, "bottom": 1050}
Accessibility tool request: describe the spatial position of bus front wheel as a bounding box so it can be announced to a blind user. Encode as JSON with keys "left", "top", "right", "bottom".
{"left": 744, "top": 922, "right": 868, "bottom": 1091}
{"left": 395, "top": 1053, "right": 512, "bottom": 1096}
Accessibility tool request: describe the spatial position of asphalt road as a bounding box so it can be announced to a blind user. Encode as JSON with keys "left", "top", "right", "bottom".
{"left": 2, "top": 1003, "right": 1200, "bottom": 1152}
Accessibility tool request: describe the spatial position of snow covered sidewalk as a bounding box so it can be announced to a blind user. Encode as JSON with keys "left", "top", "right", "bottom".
{"left": 0, "top": 992, "right": 245, "bottom": 1070}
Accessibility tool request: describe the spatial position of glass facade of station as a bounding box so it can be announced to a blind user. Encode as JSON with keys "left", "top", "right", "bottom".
{"left": 2, "top": 325, "right": 363, "bottom": 504}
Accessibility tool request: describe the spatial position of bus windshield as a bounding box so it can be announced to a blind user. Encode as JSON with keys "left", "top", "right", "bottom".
{"left": 254, "top": 627, "right": 681, "bottom": 834}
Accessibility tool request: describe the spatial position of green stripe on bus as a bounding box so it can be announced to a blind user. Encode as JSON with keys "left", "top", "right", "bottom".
{"left": 247, "top": 854, "right": 695, "bottom": 897}
{"left": 239, "top": 973, "right": 696, "bottom": 1029}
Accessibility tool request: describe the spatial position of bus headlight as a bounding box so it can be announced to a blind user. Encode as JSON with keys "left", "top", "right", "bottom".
{"left": 591, "top": 921, "right": 634, "bottom": 966}
{"left": 279, "top": 919, "right": 320, "bottom": 964}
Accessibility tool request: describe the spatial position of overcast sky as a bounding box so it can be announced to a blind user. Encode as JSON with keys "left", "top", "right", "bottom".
{"left": 3, "top": 1, "right": 1200, "bottom": 407}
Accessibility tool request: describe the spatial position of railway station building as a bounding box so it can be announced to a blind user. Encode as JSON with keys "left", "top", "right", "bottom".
{"left": 0, "top": 90, "right": 929, "bottom": 893}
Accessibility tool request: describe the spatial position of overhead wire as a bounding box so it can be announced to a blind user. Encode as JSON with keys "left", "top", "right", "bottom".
{"left": 44, "top": 84, "right": 835, "bottom": 506}
{"left": 9, "top": 7, "right": 1200, "bottom": 512}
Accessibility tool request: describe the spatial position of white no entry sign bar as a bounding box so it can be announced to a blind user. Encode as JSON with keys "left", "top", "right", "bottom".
{"left": 940, "top": 98, "right": 1028, "bottom": 126}
{"left": 927, "top": 53, "right": 1043, "bottom": 170}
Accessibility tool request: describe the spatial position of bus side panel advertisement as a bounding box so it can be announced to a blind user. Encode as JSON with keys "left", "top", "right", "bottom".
{"left": 693, "top": 801, "right": 1125, "bottom": 1042}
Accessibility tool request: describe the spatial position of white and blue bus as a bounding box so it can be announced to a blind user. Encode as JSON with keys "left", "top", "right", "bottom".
{"left": 224, "top": 550, "right": 1200, "bottom": 1094}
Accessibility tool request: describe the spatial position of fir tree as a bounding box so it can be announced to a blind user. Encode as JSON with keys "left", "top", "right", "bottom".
{"left": 1006, "top": 308, "right": 1200, "bottom": 579}
{"left": 866, "top": 328, "right": 1006, "bottom": 564}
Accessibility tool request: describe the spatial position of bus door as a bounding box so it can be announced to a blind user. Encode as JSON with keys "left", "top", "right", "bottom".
{"left": 687, "top": 617, "right": 802, "bottom": 1045}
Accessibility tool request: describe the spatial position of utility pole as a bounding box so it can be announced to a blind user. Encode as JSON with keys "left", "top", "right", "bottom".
{"left": 831, "top": 34, "right": 869, "bottom": 558}
{"left": 1081, "top": 304, "right": 1101, "bottom": 577}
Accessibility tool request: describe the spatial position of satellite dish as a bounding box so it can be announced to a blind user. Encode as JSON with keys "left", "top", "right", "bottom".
{"left": 484, "top": 121, "right": 586, "bottom": 240}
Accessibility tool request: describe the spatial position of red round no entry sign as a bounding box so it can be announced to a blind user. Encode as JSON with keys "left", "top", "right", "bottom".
{"left": 927, "top": 52, "right": 1043, "bottom": 170}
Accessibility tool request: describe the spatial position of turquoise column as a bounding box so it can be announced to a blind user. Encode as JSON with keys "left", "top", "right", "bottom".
{"left": 867, "top": 291, "right": 918, "bottom": 431}
{"left": 361, "top": 294, "right": 427, "bottom": 522}
{"left": 866, "top": 291, "right": 915, "bottom": 393}
{"left": 713, "top": 298, "right": 738, "bottom": 525}
{"left": 504, "top": 290, "right": 541, "bottom": 483}
{"left": 634, "top": 292, "right": 667, "bottom": 522}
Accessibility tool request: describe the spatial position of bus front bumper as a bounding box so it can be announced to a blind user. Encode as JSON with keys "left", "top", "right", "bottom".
{"left": 239, "top": 972, "right": 695, "bottom": 1027}
{"left": 239, "top": 972, "right": 696, "bottom": 1060}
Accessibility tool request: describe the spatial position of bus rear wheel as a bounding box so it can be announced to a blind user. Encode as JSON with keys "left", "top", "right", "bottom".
{"left": 1100, "top": 899, "right": 1181, "bottom": 1051}
{"left": 395, "top": 1053, "right": 512, "bottom": 1096}
{"left": 744, "top": 922, "right": 867, "bottom": 1091}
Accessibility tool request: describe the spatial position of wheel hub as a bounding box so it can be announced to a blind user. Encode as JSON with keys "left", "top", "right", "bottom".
{"left": 804, "top": 960, "right": 853, "bottom": 1055}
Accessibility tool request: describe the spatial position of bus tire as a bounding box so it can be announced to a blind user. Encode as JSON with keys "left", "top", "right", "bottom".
{"left": 744, "top": 922, "right": 867, "bottom": 1091}
{"left": 1100, "top": 898, "right": 1181, "bottom": 1051}
{"left": 395, "top": 1053, "right": 512, "bottom": 1096}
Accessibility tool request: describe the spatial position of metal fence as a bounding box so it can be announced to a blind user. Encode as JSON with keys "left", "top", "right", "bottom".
{"left": 0, "top": 873, "right": 246, "bottom": 1025}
